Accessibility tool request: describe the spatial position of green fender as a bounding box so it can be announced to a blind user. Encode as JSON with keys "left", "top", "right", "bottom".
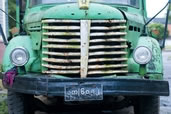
{"left": 136, "top": 36, "right": 163, "bottom": 74}
{"left": 2, "top": 36, "right": 41, "bottom": 73}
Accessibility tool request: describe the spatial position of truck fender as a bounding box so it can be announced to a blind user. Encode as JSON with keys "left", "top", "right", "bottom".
{"left": 135, "top": 36, "right": 163, "bottom": 74}
{"left": 2, "top": 36, "right": 38, "bottom": 72}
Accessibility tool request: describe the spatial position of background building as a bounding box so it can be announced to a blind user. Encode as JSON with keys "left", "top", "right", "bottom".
{"left": 0, "top": 0, "right": 8, "bottom": 63}
{"left": 0, "top": 0, "right": 8, "bottom": 38}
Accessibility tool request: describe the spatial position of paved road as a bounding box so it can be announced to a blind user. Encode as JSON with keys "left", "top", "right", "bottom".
{"left": 160, "top": 51, "right": 171, "bottom": 114}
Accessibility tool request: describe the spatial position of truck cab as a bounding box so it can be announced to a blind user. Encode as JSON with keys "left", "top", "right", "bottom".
{"left": 1, "top": 0, "right": 169, "bottom": 114}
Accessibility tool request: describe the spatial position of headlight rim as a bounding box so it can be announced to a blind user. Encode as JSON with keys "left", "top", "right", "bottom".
{"left": 10, "top": 47, "right": 30, "bottom": 66}
{"left": 133, "top": 46, "right": 152, "bottom": 65}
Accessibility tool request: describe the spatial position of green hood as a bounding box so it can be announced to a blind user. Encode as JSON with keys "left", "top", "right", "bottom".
{"left": 24, "top": 3, "right": 124, "bottom": 24}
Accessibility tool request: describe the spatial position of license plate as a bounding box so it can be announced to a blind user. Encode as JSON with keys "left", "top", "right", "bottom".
{"left": 65, "top": 84, "right": 103, "bottom": 101}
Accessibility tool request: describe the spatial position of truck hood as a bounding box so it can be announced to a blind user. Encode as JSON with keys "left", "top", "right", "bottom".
{"left": 24, "top": 3, "right": 124, "bottom": 24}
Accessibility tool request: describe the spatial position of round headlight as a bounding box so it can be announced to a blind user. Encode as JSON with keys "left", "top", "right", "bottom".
{"left": 10, "top": 47, "right": 29, "bottom": 66}
{"left": 133, "top": 46, "right": 152, "bottom": 64}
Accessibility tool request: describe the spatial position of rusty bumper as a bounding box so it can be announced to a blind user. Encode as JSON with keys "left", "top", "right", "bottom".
{"left": 1, "top": 73, "right": 169, "bottom": 96}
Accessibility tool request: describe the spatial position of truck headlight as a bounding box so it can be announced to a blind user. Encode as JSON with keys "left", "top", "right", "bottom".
{"left": 10, "top": 47, "right": 29, "bottom": 66}
{"left": 133, "top": 46, "right": 152, "bottom": 65}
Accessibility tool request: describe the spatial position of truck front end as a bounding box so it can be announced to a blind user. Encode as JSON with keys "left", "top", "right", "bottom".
{"left": 1, "top": 0, "right": 169, "bottom": 113}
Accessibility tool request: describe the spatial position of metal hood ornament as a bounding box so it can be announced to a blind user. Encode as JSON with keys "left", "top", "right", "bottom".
{"left": 78, "top": 0, "right": 90, "bottom": 9}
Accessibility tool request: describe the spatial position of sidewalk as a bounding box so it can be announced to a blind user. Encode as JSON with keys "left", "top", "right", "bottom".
{"left": 164, "top": 39, "right": 171, "bottom": 51}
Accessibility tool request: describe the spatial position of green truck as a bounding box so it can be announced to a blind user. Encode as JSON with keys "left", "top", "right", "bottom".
{"left": 0, "top": 0, "right": 169, "bottom": 114}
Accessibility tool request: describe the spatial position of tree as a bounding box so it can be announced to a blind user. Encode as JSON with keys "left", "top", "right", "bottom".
{"left": 8, "top": 0, "right": 16, "bottom": 29}
{"left": 148, "top": 23, "right": 169, "bottom": 40}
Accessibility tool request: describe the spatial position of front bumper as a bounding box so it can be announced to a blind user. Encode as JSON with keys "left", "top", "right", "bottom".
{"left": 1, "top": 73, "right": 169, "bottom": 96}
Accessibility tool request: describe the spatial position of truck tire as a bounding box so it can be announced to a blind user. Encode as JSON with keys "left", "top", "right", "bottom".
{"left": 134, "top": 96, "right": 159, "bottom": 114}
{"left": 7, "top": 91, "right": 34, "bottom": 114}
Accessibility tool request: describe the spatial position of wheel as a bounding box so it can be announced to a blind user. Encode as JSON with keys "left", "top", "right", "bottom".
{"left": 134, "top": 96, "right": 159, "bottom": 114}
{"left": 7, "top": 91, "right": 35, "bottom": 114}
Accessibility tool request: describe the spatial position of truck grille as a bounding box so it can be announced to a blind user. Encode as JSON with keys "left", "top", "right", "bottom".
{"left": 42, "top": 19, "right": 128, "bottom": 77}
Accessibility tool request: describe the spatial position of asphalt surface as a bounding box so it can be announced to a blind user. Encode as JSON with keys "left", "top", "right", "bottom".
{"left": 160, "top": 51, "right": 171, "bottom": 114}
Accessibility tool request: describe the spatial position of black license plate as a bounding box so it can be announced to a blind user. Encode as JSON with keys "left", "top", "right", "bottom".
{"left": 65, "top": 84, "right": 103, "bottom": 101}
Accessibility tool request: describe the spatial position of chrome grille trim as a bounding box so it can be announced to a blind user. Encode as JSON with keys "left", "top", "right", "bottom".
{"left": 89, "top": 45, "right": 128, "bottom": 49}
{"left": 42, "top": 58, "right": 80, "bottom": 63}
{"left": 91, "top": 26, "right": 127, "bottom": 30}
{"left": 80, "top": 20, "right": 91, "bottom": 78}
{"left": 88, "top": 70, "right": 128, "bottom": 75}
{"left": 42, "top": 26, "right": 80, "bottom": 30}
{"left": 88, "top": 64, "right": 128, "bottom": 69}
{"left": 43, "top": 44, "right": 80, "bottom": 49}
{"left": 42, "top": 51, "right": 80, "bottom": 56}
{"left": 43, "top": 32, "right": 80, "bottom": 36}
{"left": 43, "top": 70, "right": 80, "bottom": 74}
{"left": 88, "top": 58, "right": 128, "bottom": 62}
{"left": 43, "top": 38, "right": 80, "bottom": 43}
{"left": 42, "top": 20, "right": 80, "bottom": 23}
{"left": 89, "top": 51, "right": 127, "bottom": 56}
{"left": 42, "top": 64, "right": 80, "bottom": 69}
{"left": 90, "top": 32, "right": 127, "bottom": 36}
{"left": 90, "top": 38, "right": 127, "bottom": 42}
{"left": 91, "top": 20, "right": 126, "bottom": 23}
{"left": 42, "top": 19, "right": 128, "bottom": 77}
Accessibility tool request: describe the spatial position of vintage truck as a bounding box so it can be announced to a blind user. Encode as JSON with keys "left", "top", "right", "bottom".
{"left": 0, "top": 0, "right": 169, "bottom": 114}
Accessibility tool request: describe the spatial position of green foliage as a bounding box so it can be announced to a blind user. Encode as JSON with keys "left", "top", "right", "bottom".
{"left": 8, "top": 0, "right": 16, "bottom": 29}
{"left": 0, "top": 64, "right": 2, "bottom": 72}
{"left": 0, "top": 100, "right": 8, "bottom": 114}
{"left": 0, "top": 94, "right": 8, "bottom": 114}
{"left": 148, "top": 23, "right": 169, "bottom": 40}
{"left": 169, "top": 5, "right": 171, "bottom": 22}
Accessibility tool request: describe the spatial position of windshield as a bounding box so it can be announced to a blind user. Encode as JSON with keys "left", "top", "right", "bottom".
{"left": 30, "top": 0, "right": 139, "bottom": 8}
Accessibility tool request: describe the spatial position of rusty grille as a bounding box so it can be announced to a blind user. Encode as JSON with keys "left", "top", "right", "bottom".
{"left": 42, "top": 19, "right": 128, "bottom": 77}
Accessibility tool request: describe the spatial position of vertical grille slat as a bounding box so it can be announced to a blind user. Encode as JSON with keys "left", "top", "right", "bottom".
{"left": 42, "top": 19, "right": 128, "bottom": 77}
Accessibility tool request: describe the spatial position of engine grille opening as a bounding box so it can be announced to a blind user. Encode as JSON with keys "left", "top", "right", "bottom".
{"left": 42, "top": 19, "right": 128, "bottom": 77}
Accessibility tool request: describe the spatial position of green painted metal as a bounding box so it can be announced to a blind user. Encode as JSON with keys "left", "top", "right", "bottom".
{"left": 16, "top": 0, "right": 20, "bottom": 29}
{"left": 30, "top": 32, "right": 42, "bottom": 50}
{"left": 128, "top": 36, "right": 163, "bottom": 79}
{"left": 139, "top": 65, "right": 146, "bottom": 76}
{"left": 123, "top": 11, "right": 144, "bottom": 49}
{"left": 142, "top": 0, "right": 147, "bottom": 20}
{"left": 3, "top": 0, "right": 163, "bottom": 80}
{"left": 24, "top": 3, "right": 124, "bottom": 24}
{"left": 135, "top": 36, "right": 163, "bottom": 74}
{"left": 128, "top": 57, "right": 139, "bottom": 73}
{"left": 2, "top": 36, "right": 41, "bottom": 73}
